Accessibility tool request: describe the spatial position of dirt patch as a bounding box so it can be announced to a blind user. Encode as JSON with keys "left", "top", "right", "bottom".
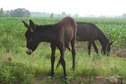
{"left": 75, "top": 43, "right": 101, "bottom": 52}
{"left": 94, "top": 75, "right": 123, "bottom": 84}
{"left": 75, "top": 44, "right": 84, "bottom": 51}
{"left": 34, "top": 76, "right": 124, "bottom": 84}
{"left": 75, "top": 43, "right": 126, "bottom": 58}
{"left": 112, "top": 47, "right": 126, "bottom": 58}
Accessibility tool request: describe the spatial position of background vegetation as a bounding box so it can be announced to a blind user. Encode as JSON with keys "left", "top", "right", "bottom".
{"left": 0, "top": 8, "right": 30, "bottom": 17}
{"left": 0, "top": 17, "right": 126, "bottom": 84}
{"left": 1, "top": 7, "right": 126, "bottom": 18}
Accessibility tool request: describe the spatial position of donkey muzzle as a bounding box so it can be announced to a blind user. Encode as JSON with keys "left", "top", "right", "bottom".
{"left": 26, "top": 48, "right": 32, "bottom": 55}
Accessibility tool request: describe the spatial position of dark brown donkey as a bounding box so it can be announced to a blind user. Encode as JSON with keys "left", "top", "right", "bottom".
{"left": 76, "top": 22, "right": 113, "bottom": 55}
{"left": 22, "top": 17, "right": 77, "bottom": 78}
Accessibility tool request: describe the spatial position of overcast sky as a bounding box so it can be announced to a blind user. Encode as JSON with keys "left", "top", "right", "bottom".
{"left": 0, "top": 0, "right": 126, "bottom": 16}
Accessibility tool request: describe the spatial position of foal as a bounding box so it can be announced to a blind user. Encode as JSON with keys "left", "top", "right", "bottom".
{"left": 22, "top": 17, "right": 77, "bottom": 78}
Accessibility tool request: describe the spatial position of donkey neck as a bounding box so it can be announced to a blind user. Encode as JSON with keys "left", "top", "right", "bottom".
{"left": 35, "top": 24, "right": 58, "bottom": 42}
{"left": 36, "top": 24, "right": 57, "bottom": 31}
{"left": 98, "top": 30, "right": 109, "bottom": 47}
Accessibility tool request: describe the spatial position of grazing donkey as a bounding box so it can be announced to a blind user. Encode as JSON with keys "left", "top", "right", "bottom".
{"left": 22, "top": 17, "right": 77, "bottom": 78}
{"left": 76, "top": 22, "right": 113, "bottom": 55}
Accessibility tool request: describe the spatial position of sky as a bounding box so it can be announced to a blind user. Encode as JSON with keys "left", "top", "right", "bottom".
{"left": 0, "top": 0, "right": 126, "bottom": 16}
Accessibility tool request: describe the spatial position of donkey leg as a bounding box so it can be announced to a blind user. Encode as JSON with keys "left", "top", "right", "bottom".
{"left": 71, "top": 40, "right": 76, "bottom": 70}
{"left": 50, "top": 44, "right": 56, "bottom": 77}
{"left": 56, "top": 44, "right": 70, "bottom": 68}
{"left": 66, "top": 44, "right": 71, "bottom": 51}
{"left": 92, "top": 42, "right": 98, "bottom": 54}
{"left": 88, "top": 42, "right": 91, "bottom": 55}
{"left": 58, "top": 45, "right": 67, "bottom": 78}
{"left": 60, "top": 55, "right": 67, "bottom": 78}
{"left": 56, "top": 58, "right": 61, "bottom": 68}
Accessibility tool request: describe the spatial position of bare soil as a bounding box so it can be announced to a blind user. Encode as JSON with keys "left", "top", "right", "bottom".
{"left": 75, "top": 43, "right": 126, "bottom": 58}
{"left": 112, "top": 47, "right": 126, "bottom": 58}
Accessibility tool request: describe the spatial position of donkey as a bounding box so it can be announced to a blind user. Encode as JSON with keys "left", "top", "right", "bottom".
{"left": 76, "top": 22, "right": 113, "bottom": 55}
{"left": 22, "top": 17, "right": 77, "bottom": 78}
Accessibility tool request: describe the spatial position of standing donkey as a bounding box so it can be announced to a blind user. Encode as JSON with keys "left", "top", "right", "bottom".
{"left": 76, "top": 22, "right": 113, "bottom": 55}
{"left": 22, "top": 17, "right": 77, "bottom": 78}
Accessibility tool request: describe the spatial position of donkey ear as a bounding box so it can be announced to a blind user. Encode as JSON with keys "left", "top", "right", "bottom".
{"left": 107, "top": 41, "right": 113, "bottom": 47}
{"left": 29, "top": 20, "right": 35, "bottom": 32}
{"left": 22, "top": 20, "right": 30, "bottom": 28}
{"left": 29, "top": 20, "right": 34, "bottom": 28}
{"left": 106, "top": 41, "right": 113, "bottom": 49}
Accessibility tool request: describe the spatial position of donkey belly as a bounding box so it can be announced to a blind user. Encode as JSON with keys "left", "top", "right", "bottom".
{"left": 76, "top": 35, "right": 97, "bottom": 42}
{"left": 76, "top": 29, "right": 98, "bottom": 41}
{"left": 76, "top": 36, "right": 84, "bottom": 41}
{"left": 76, "top": 34, "right": 92, "bottom": 41}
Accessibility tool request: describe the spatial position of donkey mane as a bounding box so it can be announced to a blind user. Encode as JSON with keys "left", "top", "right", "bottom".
{"left": 97, "top": 28, "right": 109, "bottom": 45}
{"left": 34, "top": 24, "right": 57, "bottom": 31}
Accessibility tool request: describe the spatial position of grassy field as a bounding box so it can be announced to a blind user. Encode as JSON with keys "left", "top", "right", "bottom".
{"left": 0, "top": 17, "right": 126, "bottom": 84}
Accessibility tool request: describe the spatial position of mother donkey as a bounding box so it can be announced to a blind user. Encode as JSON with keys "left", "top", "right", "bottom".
{"left": 76, "top": 22, "right": 113, "bottom": 55}
{"left": 22, "top": 17, "right": 77, "bottom": 78}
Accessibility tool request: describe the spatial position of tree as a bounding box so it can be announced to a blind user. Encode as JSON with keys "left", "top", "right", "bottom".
{"left": 122, "top": 13, "right": 126, "bottom": 18}
{"left": 4, "top": 11, "right": 11, "bottom": 17}
{"left": 10, "top": 8, "right": 31, "bottom": 17}
{"left": 50, "top": 13, "right": 54, "bottom": 18}
{"left": 62, "top": 12, "right": 66, "bottom": 17}
{"left": 75, "top": 14, "right": 78, "bottom": 17}
{"left": 0, "top": 8, "right": 4, "bottom": 17}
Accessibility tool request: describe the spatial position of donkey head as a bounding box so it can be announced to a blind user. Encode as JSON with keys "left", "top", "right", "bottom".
{"left": 22, "top": 20, "right": 41, "bottom": 55}
{"left": 106, "top": 41, "right": 113, "bottom": 56}
{"left": 101, "top": 41, "right": 113, "bottom": 56}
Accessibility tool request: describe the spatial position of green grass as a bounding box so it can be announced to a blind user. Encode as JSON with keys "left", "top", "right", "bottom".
{"left": 0, "top": 17, "right": 126, "bottom": 84}
{"left": 1, "top": 43, "right": 126, "bottom": 84}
